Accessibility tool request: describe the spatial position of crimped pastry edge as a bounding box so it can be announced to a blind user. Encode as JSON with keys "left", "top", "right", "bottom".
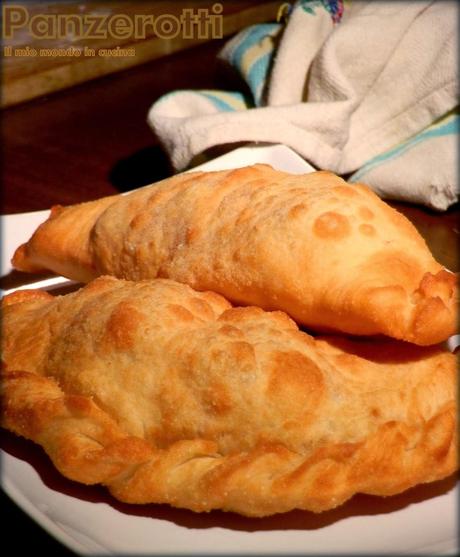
{"left": 1, "top": 366, "right": 456, "bottom": 517}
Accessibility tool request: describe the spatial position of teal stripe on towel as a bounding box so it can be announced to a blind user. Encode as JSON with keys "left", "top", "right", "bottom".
{"left": 200, "top": 91, "right": 250, "bottom": 112}
{"left": 351, "top": 113, "right": 459, "bottom": 181}
{"left": 247, "top": 51, "right": 273, "bottom": 105}
{"left": 222, "top": 25, "right": 254, "bottom": 60}
{"left": 228, "top": 24, "right": 280, "bottom": 68}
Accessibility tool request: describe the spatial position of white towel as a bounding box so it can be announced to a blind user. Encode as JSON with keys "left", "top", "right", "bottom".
{"left": 148, "top": 0, "right": 459, "bottom": 210}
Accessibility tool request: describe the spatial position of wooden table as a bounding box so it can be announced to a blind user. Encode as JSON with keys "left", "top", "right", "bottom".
{"left": 1, "top": 37, "right": 458, "bottom": 556}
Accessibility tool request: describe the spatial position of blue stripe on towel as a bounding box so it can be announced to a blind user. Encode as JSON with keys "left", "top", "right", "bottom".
{"left": 351, "top": 112, "right": 459, "bottom": 181}
{"left": 227, "top": 24, "right": 280, "bottom": 69}
{"left": 247, "top": 51, "right": 273, "bottom": 105}
{"left": 200, "top": 91, "right": 251, "bottom": 112}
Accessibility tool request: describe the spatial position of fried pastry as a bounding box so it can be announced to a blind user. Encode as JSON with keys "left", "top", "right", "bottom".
{"left": 12, "top": 165, "right": 457, "bottom": 345}
{"left": 1, "top": 276, "right": 457, "bottom": 517}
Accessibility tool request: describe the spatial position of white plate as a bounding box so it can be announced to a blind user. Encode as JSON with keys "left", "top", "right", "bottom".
{"left": 1, "top": 144, "right": 458, "bottom": 555}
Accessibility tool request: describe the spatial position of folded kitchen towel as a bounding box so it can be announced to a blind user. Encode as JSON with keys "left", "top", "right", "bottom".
{"left": 349, "top": 109, "right": 459, "bottom": 210}
{"left": 148, "top": 0, "right": 459, "bottom": 210}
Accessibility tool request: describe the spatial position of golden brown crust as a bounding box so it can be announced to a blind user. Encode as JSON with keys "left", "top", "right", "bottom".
{"left": 1, "top": 277, "right": 457, "bottom": 516}
{"left": 12, "top": 198, "right": 118, "bottom": 281}
{"left": 11, "top": 165, "right": 457, "bottom": 345}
